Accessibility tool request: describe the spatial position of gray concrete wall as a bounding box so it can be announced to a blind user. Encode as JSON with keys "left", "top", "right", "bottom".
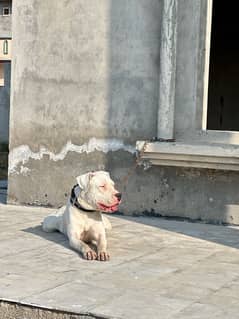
{"left": 8, "top": 0, "right": 161, "bottom": 204}
{"left": 8, "top": 0, "right": 239, "bottom": 225}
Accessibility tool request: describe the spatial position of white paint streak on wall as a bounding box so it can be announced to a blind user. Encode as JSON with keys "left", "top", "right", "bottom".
{"left": 9, "top": 138, "right": 135, "bottom": 174}
{"left": 20, "top": 166, "right": 31, "bottom": 175}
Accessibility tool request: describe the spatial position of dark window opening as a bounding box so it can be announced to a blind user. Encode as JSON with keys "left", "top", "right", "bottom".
{"left": 2, "top": 7, "right": 10, "bottom": 16}
{"left": 207, "top": 1, "right": 239, "bottom": 131}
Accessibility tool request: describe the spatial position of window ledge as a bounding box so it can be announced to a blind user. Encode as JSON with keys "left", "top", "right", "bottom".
{"left": 136, "top": 141, "right": 239, "bottom": 171}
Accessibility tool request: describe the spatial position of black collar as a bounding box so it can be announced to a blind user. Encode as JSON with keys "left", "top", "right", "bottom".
{"left": 70, "top": 184, "right": 95, "bottom": 212}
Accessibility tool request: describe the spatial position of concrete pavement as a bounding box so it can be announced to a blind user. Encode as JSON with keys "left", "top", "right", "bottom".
{"left": 0, "top": 203, "right": 239, "bottom": 318}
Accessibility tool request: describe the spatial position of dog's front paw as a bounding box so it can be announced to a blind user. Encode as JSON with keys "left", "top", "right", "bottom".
{"left": 84, "top": 250, "right": 97, "bottom": 260}
{"left": 97, "top": 251, "right": 110, "bottom": 261}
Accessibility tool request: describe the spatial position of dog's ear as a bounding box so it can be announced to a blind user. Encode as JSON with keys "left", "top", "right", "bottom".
{"left": 76, "top": 172, "right": 94, "bottom": 189}
{"left": 97, "top": 171, "right": 110, "bottom": 178}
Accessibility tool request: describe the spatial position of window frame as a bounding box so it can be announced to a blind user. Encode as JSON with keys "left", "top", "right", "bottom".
{"left": 137, "top": 0, "right": 239, "bottom": 171}
{"left": 0, "top": 38, "right": 12, "bottom": 62}
{"left": 194, "top": 0, "right": 239, "bottom": 144}
{"left": 2, "top": 7, "right": 10, "bottom": 16}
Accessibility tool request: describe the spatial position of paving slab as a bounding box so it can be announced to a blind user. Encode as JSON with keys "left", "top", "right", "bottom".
{"left": 0, "top": 203, "right": 239, "bottom": 318}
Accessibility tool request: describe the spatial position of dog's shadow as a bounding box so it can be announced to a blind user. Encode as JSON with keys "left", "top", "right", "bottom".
{"left": 23, "top": 225, "right": 70, "bottom": 249}
{"left": 23, "top": 225, "right": 97, "bottom": 258}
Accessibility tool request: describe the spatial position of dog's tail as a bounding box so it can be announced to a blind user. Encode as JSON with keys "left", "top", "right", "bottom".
{"left": 42, "top": 215, "right": 62, "bottom": 233}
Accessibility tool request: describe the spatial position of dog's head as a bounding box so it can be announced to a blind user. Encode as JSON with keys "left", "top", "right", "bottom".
{"left": 76, "top": 171, "right": 121, "bottom": 213}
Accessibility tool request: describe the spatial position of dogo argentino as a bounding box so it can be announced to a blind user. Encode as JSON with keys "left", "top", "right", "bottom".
{"left": 42, "top": 171, "right": 121, "bottom": 261}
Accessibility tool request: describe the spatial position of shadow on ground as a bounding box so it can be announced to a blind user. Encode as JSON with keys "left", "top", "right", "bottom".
{"left": 23, "top": 224, "right": 70, "bottom": 250}
{"left": 23, "top": 225, "right": 97, "bottom": 259}
{"left": 23, "top": 212, "right": 239, "bottom": 256}
{"left": 109, "top": 214, "right": 239, "bottom": 250}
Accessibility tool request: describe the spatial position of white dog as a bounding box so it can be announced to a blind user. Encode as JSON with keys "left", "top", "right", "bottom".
{"left": 42, "top": 171, "right": 121, "bottom": 261}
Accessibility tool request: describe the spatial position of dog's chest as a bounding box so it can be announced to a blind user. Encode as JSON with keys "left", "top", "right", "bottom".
{"left": 70, "top": 209, "right": 104, "bottom": 241}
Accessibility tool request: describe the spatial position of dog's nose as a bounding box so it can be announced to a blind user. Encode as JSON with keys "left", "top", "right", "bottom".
{"left": 115, "top": 193, "right": 122, "bottom": 201}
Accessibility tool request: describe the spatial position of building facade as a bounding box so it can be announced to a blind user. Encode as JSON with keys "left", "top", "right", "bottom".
{"left": 7, "top": 0, "right": 239, "bottom": 224}
{"left": 0, "top": 0, "right": 11, "bottom": 148}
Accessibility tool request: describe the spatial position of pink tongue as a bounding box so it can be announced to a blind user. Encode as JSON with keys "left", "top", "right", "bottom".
{"left": 110, "top": 205, "right": 118, "bottom": 212}
{"left": 99, "top": 203, "right": 118, "bottom": 212}
{"left": 105, "top": 205, "right": 117, "bottom": 212}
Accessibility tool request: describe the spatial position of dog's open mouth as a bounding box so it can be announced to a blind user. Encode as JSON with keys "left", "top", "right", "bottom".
{"left": 98, "top": 203, "right": 119, "bottom": 213}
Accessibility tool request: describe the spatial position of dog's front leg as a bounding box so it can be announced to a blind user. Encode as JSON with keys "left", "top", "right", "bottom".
{"left": 69, "top": 234, "right": 97, "bottom": 260}
{"left": 97, "top": 232, "right": 110, "bottom": 261}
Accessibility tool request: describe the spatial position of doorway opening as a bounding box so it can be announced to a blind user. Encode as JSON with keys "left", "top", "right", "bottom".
{"left": 207, "top": 0, "right": 239, "bottom": 131}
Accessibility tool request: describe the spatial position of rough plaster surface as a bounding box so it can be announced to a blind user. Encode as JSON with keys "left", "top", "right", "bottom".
{"left": 7, "top": 148, "right": 239, "bottom": 225}
{"left": 9, "top": 138, "right": 135, "bottom": 174}
{"left": 8, "top": 0, "right": 160, "bottom": 204}
{"left": 10, "top": 0, "right": 160, "bottom": 149}
{"left": 173, "top": 0, "right": 202, "bottom": 137}
{"left": 8, "top": 0, "right": 239, "bottom": 224}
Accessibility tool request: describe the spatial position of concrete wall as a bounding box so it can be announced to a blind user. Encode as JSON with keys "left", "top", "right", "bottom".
{"left": 8, "top": 0, "right": 239, "bottom": 225}
{"left": 8, "top": 0, "right": 161, "bottom": 204}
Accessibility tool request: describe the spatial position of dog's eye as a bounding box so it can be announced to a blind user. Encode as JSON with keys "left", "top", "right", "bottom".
{"left": 99, "top": 185, "right": 105, "bottom": 188}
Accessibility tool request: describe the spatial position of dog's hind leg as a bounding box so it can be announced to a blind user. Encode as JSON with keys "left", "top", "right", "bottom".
{"left": 42, "top": 214, "right": 62, "bottom": 233}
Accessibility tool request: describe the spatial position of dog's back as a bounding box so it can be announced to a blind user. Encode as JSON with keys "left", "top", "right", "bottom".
{"left": 42, "top": 205, "right": 66, "bottom": 233}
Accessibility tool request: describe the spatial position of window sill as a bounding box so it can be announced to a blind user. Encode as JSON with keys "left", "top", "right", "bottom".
{"left": 136, "top": 141, "right": 239, "bottom": 171}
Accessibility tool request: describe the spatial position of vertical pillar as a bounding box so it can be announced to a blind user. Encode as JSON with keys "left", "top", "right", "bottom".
{"left": 157, "top": 0, "right": 178, "bottom": 139}
{"left": 201, "top": 0, "right": 213, "bottom": 130}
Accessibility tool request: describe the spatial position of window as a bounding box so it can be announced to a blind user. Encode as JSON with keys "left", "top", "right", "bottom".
{"left": 0, "top": 39, "right": 11, "bottom": 61}
{"left": 137, "top": 0, "right": 239, "bottom": 171}
{"left": 3, "top": 40, "right": 8, "bottom": 55}
{"left": 207, "top": 1, "right": 239, "bottom": 131}
{"left": 2, "top": 7, "right": 10, "bottom": 16}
